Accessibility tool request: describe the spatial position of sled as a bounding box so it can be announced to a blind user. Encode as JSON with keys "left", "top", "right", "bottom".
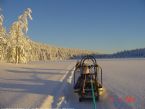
{"left": 74, "top": 55, "right": 103, "bottom": 102}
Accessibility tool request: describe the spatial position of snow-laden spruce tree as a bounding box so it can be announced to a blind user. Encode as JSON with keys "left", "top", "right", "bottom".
{"left": 7, "top": 8, "right": 32, "bottom": 63}
{"left": 0, "top": 9, "right": 7, "bottom": 61}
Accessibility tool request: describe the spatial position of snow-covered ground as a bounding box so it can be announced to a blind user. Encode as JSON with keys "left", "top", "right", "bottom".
{"left": 59, "top": 59, "right": 145, "bottom": 109}
{"left": 0, "top": 60, "right": 76, "bottom": 108}
{"left": 0, "top": 59, "right": 145, "bottom": 109}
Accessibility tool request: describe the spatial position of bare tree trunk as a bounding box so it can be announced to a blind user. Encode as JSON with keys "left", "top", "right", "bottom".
{"left": 15, "top": 46, "right": 18, "bottom": 64}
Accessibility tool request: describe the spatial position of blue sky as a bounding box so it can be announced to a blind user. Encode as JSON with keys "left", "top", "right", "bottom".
{"left": 1, "top": 0, "right": 145, "bottom": 53}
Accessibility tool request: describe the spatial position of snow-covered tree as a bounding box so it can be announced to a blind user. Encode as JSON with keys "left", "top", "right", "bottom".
{"left": 0, "top": 9, "right": 7, "bottom": 61}
{"left": 0, "top": 8, "right": 95, "bottom": 63}
{"left": 7, "top": 8, "right": 32, "bottom": 63}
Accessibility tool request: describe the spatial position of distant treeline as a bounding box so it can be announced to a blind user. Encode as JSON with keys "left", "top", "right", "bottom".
{"left": 94, "top": 48, "right": 145, "bottom": 58}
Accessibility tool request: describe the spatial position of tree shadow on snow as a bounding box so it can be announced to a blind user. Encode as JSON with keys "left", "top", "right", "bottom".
{"left": 0, "top": 68, "right": 74, "bottom": 108}
{"left": 6, "top": 69, "right": 66, "bottom": 75}
{"left": 20, "top": 67, "right": 72, "bottom": 72}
